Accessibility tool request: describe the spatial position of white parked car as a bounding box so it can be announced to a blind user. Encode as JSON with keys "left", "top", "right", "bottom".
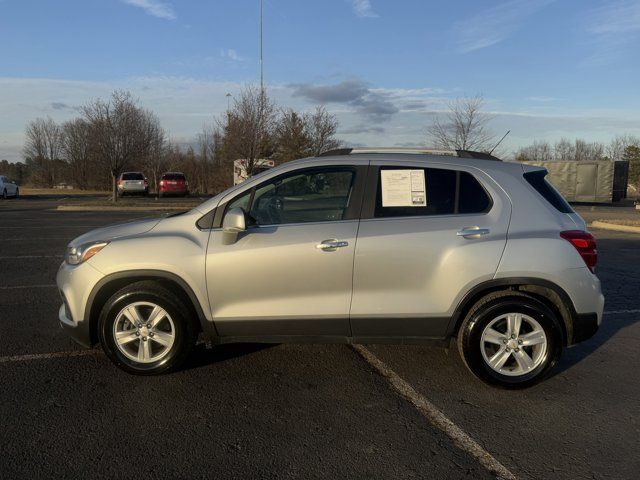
{"left": 0, "top": 175, "right": 19, "bottom": 199}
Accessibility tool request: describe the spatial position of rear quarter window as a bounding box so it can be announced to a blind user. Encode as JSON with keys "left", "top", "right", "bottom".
{"left": 523, "top": 171, "right": 573, "bottom": 213}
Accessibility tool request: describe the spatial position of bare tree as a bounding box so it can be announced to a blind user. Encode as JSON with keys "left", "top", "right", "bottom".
{"left": 607, "top": 135, "right": 640, "bottom": 161}
{"left": 81, "top": 91, "right": 160, "bottom": 201}
{"left": 195, "top": 123, "right": 224, "bottom": 193}
{"left": 61, "top": 118, "right": 94, "bottom": 189}
{"left": 139, "top": 113, "right": 167, "bottom": 194}
{"left": 515, "top": 140, "right": 553, "bottom": 162}
{"left": 554, "top": 138, "right": 575, "bottom": 161}
{"left": 307, "top": 106, "right": 341, "bottom": 156}
{"left": 427, "top": 95, "right": 496, "bottom": 152}
{"left": 221, "top": 85, "right": 277, "bottom": 177}
{"left": 23, "top": 117, "right": 63, "bottom": 187}
{"left": 574, "top": 139, "right": 605, "bottom": 162}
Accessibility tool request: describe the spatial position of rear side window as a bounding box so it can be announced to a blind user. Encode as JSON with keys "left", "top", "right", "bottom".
{"left": 122, "top": 173, "right": 144, "bottom": 180}
{"left": 523, "top": 171, "right": 573, "bottom": 213}
{"left": 374, "top": 167, "right": 491, "bottom": 218}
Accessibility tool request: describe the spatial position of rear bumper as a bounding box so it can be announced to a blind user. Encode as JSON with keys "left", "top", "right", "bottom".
{"left": 159, "top": 189, "right": 188, "bottom": 195}
{"left": 572, "top": 313, "right": 599, "bottom": 344}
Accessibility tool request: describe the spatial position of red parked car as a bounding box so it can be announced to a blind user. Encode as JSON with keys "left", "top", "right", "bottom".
{"left": 158, "top": 172, "right": 189, "bottom": 197}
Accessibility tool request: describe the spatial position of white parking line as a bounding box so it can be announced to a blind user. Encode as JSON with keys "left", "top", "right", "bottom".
{"left": 0, "top": 284, "right": 57, "bottom": 290}
{"left": 352, "top": 344, "right": 517, "bottom": 480}
{"left": 0, "top": 349, "right": 101, "bottom": 364}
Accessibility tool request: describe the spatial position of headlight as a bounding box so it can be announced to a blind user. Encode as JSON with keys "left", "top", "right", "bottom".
{"left": 66, "top": 241, "right": 109, "bottom": 265}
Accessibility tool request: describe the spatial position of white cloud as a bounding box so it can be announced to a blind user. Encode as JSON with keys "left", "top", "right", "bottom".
{"left": 527, "top": 96, "right": 558, "bottom": 103}
{"left": 120, "top": 0, "right": 176, "bottom": 20}
{"left": 1, "top": 76, "right": 640, "bottom": 162}
{"left": 350, "top": 0, "right": 378, "bottom": 18}
{"left": 453, "top": 0, "right": 556, "bottom": 53}
{"left": 581, "top": 1, "right": 640, "bottom": 65}
{"left": 220, "top": 48, "right": 244, "bottom": 62}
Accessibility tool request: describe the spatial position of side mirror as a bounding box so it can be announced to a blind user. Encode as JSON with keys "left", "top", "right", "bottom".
{"left": 222, "top": 207, "right": 247, "bottom": 244}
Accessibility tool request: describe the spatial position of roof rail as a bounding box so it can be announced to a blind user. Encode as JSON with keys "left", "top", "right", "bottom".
{"left": 319, "top": 147, "right": 501, "bottom": 161}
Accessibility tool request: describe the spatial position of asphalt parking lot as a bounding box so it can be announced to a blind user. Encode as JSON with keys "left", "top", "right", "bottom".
{"left": 1, "top": 197, "right": 639, "bottom": 479}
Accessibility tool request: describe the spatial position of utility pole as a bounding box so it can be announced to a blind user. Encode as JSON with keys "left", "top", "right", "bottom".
{"left": 259, "top": 0, "right": 264, "bottom": 97}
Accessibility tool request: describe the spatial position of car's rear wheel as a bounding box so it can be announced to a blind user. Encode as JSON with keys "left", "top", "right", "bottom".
{"left": 98, "top": 281, "right": 197, "bottom": 375}
{"left": 457, "top": 291, "right": 562, "bottom": 388}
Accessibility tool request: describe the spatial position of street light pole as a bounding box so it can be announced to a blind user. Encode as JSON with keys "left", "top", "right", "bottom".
{"left": 260, "top": 0, "right": 264, "bottom": 96}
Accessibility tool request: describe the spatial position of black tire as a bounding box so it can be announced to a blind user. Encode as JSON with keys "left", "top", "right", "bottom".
{"left": 2, "top": 189, "right": 6, "bottom": 199}
{"left": 98, "top": 281, "right": 197, "bottom": 375}
{"left": 457, "top": 291, "right": 562, "bottom": 389}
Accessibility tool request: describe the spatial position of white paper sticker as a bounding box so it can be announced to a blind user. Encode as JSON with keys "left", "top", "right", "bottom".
{"left": 380, "top": 169, "right": 427, "bottom": 207}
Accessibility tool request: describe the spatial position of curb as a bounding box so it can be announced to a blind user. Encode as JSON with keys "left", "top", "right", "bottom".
{"left": 56, "top": 205, "right": 195, "bottom": 212}
{"left": 591, "top": 221, "right": 640, "bottom": 234}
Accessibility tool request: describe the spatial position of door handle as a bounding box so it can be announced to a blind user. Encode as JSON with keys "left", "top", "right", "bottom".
{"left": 457, "top": 227, "right": 490, "bottom": 239}
{"left": 316, "top": 239, "right": 349, "bottom": 251}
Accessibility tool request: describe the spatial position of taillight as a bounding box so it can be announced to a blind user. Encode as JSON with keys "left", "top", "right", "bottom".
{"left": 560, "top": 230, "right": 597, "bottom": 272}
{"left": 160, "top": 180, "right": 166, "bottom": 186}
{"left": 118, "top": 179, "right": 122, "bottom": 186}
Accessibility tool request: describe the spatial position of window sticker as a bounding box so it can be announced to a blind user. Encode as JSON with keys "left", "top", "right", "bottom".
{"left": 380, "top": 169, "right": 427, "bottom": 207}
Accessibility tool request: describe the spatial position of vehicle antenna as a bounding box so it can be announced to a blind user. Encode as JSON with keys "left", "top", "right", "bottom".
{"left": 489, "top": 130, "right": 510, "bottom": 155}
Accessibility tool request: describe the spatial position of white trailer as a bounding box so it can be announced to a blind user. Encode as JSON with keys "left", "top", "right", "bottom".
{"left": 520, "top": 160, "right": 629, "bottom": 203}
{"left": 233, "top": 159, "right": 275, "bottom": 185}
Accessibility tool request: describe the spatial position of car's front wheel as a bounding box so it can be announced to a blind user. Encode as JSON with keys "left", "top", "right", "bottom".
{"left": 457, "top": 291, "right": 562, "bottom": 388}
{"left": 98, "top": 281, "right": 197, "bottom": 375}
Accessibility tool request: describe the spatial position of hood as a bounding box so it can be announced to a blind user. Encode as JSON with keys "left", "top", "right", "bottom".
{"left": 69, "top": 217, "right": 162, "bottom": 247}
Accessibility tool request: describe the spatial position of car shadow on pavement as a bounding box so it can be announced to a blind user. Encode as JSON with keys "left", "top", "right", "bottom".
{"left": 181, "top": 342, "right": 276, "bottom": 371}
{"left": 552, "top": 311, "right": 640, "bottom": 377}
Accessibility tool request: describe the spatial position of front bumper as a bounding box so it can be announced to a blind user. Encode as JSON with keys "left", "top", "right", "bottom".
{"left": 56, "top": 261, "right": 105, "bottom": 348}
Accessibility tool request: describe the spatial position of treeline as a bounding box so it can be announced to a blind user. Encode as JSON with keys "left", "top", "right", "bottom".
{"left": 514, "top": 135, "right": 640, "bottom": 163}
{"left": 15, "top": 86, "right": 341, "bottom": 200}
{"left": 515, "top": 136, "right": 640, "bottom": 189}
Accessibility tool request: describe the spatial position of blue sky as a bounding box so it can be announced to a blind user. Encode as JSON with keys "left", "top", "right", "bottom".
{"left": 1, "top": 0, "right": 640, "bottom": 161}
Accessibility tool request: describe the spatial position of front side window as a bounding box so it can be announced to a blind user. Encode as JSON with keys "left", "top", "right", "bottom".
{"left": 374, "top": 167, "right": 491, "bottom": 218}
{"left": 227, "top": 168, "right": 355, "bottom": 226}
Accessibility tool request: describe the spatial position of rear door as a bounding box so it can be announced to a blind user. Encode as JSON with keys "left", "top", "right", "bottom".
{"left": 350, "top": 161, "right": 511, "bottom": 339}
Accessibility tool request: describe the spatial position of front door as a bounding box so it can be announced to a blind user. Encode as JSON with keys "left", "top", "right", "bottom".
{"left": 206, "top": 165, "right": 366, "bottom": 338}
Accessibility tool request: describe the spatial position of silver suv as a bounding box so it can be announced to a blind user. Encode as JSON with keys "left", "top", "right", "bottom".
{"left": 57, "top": 149, "right": 604, "bottom": 387}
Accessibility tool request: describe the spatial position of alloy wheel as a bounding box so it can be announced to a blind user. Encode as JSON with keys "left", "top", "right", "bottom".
{"left": 480, "top": 312, "right": 547, "bottom": 377}
{"left": 113, "top": 301, "right": 176, "bottom": 363}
